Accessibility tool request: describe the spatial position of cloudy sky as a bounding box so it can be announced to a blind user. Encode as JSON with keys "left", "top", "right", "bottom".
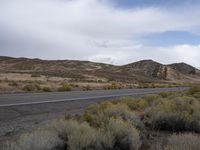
{"left": 0, "top": 0, "right": 200, "bottom": 67}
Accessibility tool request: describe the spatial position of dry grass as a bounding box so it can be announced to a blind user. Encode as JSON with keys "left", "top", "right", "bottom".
{"left": 0, "top": 73, "right": 118, "bottom": 94}
{"left": 3, "top": 129, "right": 63, "bottom": 150}
{"left": 164, "top": 133, "right": 200, "bottom": 150}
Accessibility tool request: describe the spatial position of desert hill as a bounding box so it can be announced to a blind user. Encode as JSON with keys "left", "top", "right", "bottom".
{"left": 168, "top": 62, "right": 200, "bottom": 75}
{"left": 0, "top": 56, "right": 200, "bottom": 84}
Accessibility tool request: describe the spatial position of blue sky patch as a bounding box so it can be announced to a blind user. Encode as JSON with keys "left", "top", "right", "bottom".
{"left": 141, "top": 31, "right": 200, "bottom": 46}
{"left": 110, "top": 0, "right": 200, "bottom": 8}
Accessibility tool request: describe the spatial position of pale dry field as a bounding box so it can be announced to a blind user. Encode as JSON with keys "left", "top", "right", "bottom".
{"left": 0, "top": 73, "right": 111, "bottom": 94}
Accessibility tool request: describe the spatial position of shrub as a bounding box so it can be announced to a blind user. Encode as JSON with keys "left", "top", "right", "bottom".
{"left": 58, "top": 83, "right": 72, "bottom": 92}
{"left": 86, "top": 103, "right": 100, "bottom": 114}
{"left": 115, "top": 97, "right": 148, "bottom": 111}
{"left": 104, "top": 104, "right": 142, "bottom": 129}
{"left": 48, "top": 119, "right": 80, "bottom": 140}
{"left": 151, "top": 112, "right": 187, "bottom": 131}
{"left": 105, "top": 118, "right": 141, "bottom": 150}
{"left": 186, "top": 86, "right": 200, "bottom": 96}
{"left": 83, "top": 85, "right": 92, "bottom": 91}
{"left": 142, "top": 94, "right": 160, "bottom": 105}
{"left": 158, "top": 91, "right": 171, "bottom": 98}
{"left": 22, "top": 82, "right": 41, "bottom": 92}
{"left": 164, "top": 133, "right": 200, "bottom": 150}
{"left": 30, "top": 80, "right": 43, "bottom": 85}
{"left": 148, "top": 97, "right": 200, "bottom": 132}
{"left": 68, "top": 122, "right": 102, "bottom": 150}
{"left": 104, "top": 83, "right": 119, "bottom": 90}
{"left": 4, "top": 129, "right": 63, "bottom": 150}
{"left": 22, "top": 84, "right": 36, "bottom": 92}
{"left": 42, "top": 86, "right": 52, "bottom": 92}
{"left": 85, "top": 102, "right": 142, "bottom": 129}
{"left": 83, "top": 112, "right": 93, "bottom": 122}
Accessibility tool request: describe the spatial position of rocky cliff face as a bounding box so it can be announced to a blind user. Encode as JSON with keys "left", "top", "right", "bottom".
{"left": 168, "top": 63, "right": 197, "bottom": 75}
{"left": 121, "top": 60, "right": 168, "bottom": 79}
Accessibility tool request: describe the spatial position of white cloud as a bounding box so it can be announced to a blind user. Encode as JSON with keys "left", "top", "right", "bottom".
{"left": 86, "top": 44, "right": 200, "bottom": 68}
{"left": 0, "top": 0, "right": 200, "bottom": 67}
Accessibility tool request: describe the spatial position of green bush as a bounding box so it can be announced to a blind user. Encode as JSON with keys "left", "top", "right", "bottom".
{"left": 104, "top": 83, "right": 119, "bottom": 90}
{"left": 164, "top": 133, "right": 200, "bottom": 150}
{"left": 83, "top": 112, "right": 93, "bottom": 123}
{"left": 42, "top": 86, "right": 52, "bottom": 92}
{"left": 58, "top": 83, "right": 72, "bottom": 92}
{"left": 22, "top": 82, "right": 41, "bottom": 92}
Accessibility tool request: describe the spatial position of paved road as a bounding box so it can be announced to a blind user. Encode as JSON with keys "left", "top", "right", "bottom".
{"left": 0, "top": 87, "right": 185, "bottom": 145}
{"left": 0, "top": 87, "right": 183, "bottom": 107}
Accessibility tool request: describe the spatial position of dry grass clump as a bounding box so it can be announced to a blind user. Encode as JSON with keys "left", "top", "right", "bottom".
{"left": 186, "top": 86, "right": 200, "bottom": 98}
{"left": 164, "top": 133, "right": 200, "bottom": 150}
{"left": 47, "top": 119, "right": 80, "bottom": 140}
{"left": 158, "top": 91, "right": 172, "bottom": 98}
{"left": 22, "top": 84, "right": 41, "bottom": 92}
{"left": 4, "top": 129, "right": 62, "bottom": 150}
{"left": 141, "top": 94, "right": 161, "bottom": 105}
{"left": 104, "top": 104, "right": 142, "bottom": 128}
{"left": 114, "top": 97, "right": 148, "bottom": 111}
{"left": 186, "top": 86, "right": 200, "bottom": 95}
{"left": 42, "top": 86, "right": 52, "bottom": 92}
{"left": 105, "top": 118, "right": 141, "bottom": 150}
{"left": 58, "top": 83, "right": 72, "bottom": 91}
{"left": 104, "top": 82, "right": 120, "bottom": 90}
{"left": 68, "top": 118, "right": 141, "bottom": 150}
{"left": 22, "top": 80, "right": 42, "bottom": 92}
{"left": 84, "top": 102, "right": 142, "bottom": 129}
{"left": 68, "top": 122, "right": 101, "bottom": 150}
{"left": 5, "top": 118, "right": 141, "bottom": 150}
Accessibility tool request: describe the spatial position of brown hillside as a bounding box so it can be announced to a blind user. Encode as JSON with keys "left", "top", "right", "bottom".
{"left": 0, "top": 56, "right": 200, "bottom": 84}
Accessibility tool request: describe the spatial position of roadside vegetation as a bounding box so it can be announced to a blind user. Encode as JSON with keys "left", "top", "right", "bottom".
{"left": 3, "top": 87, "right": 200, "bottom": 150}
{"left": 58, "top": 83, "right": 72, "bottom": 92}
{"left": 0, "top": 72, "right": 190, "bottom": 94}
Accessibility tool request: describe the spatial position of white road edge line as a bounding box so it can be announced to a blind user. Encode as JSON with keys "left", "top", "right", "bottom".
{"left": 0, "top": 91, "right": 158, "bottom": 107}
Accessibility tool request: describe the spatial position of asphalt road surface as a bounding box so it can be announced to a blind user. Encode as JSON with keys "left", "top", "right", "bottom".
{"left": 0, "top": 88, "right": 183, "bottom": 107}
{"left": 0, "top": 87, "right": 185, "bottom": 145}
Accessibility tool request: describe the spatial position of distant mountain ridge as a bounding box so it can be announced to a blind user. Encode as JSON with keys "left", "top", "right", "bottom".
{"left": 0, "top": 56, "right": 200, "bottom": 83}
{"left": 168, "top": 62, "right": 200, "bottom": 75}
